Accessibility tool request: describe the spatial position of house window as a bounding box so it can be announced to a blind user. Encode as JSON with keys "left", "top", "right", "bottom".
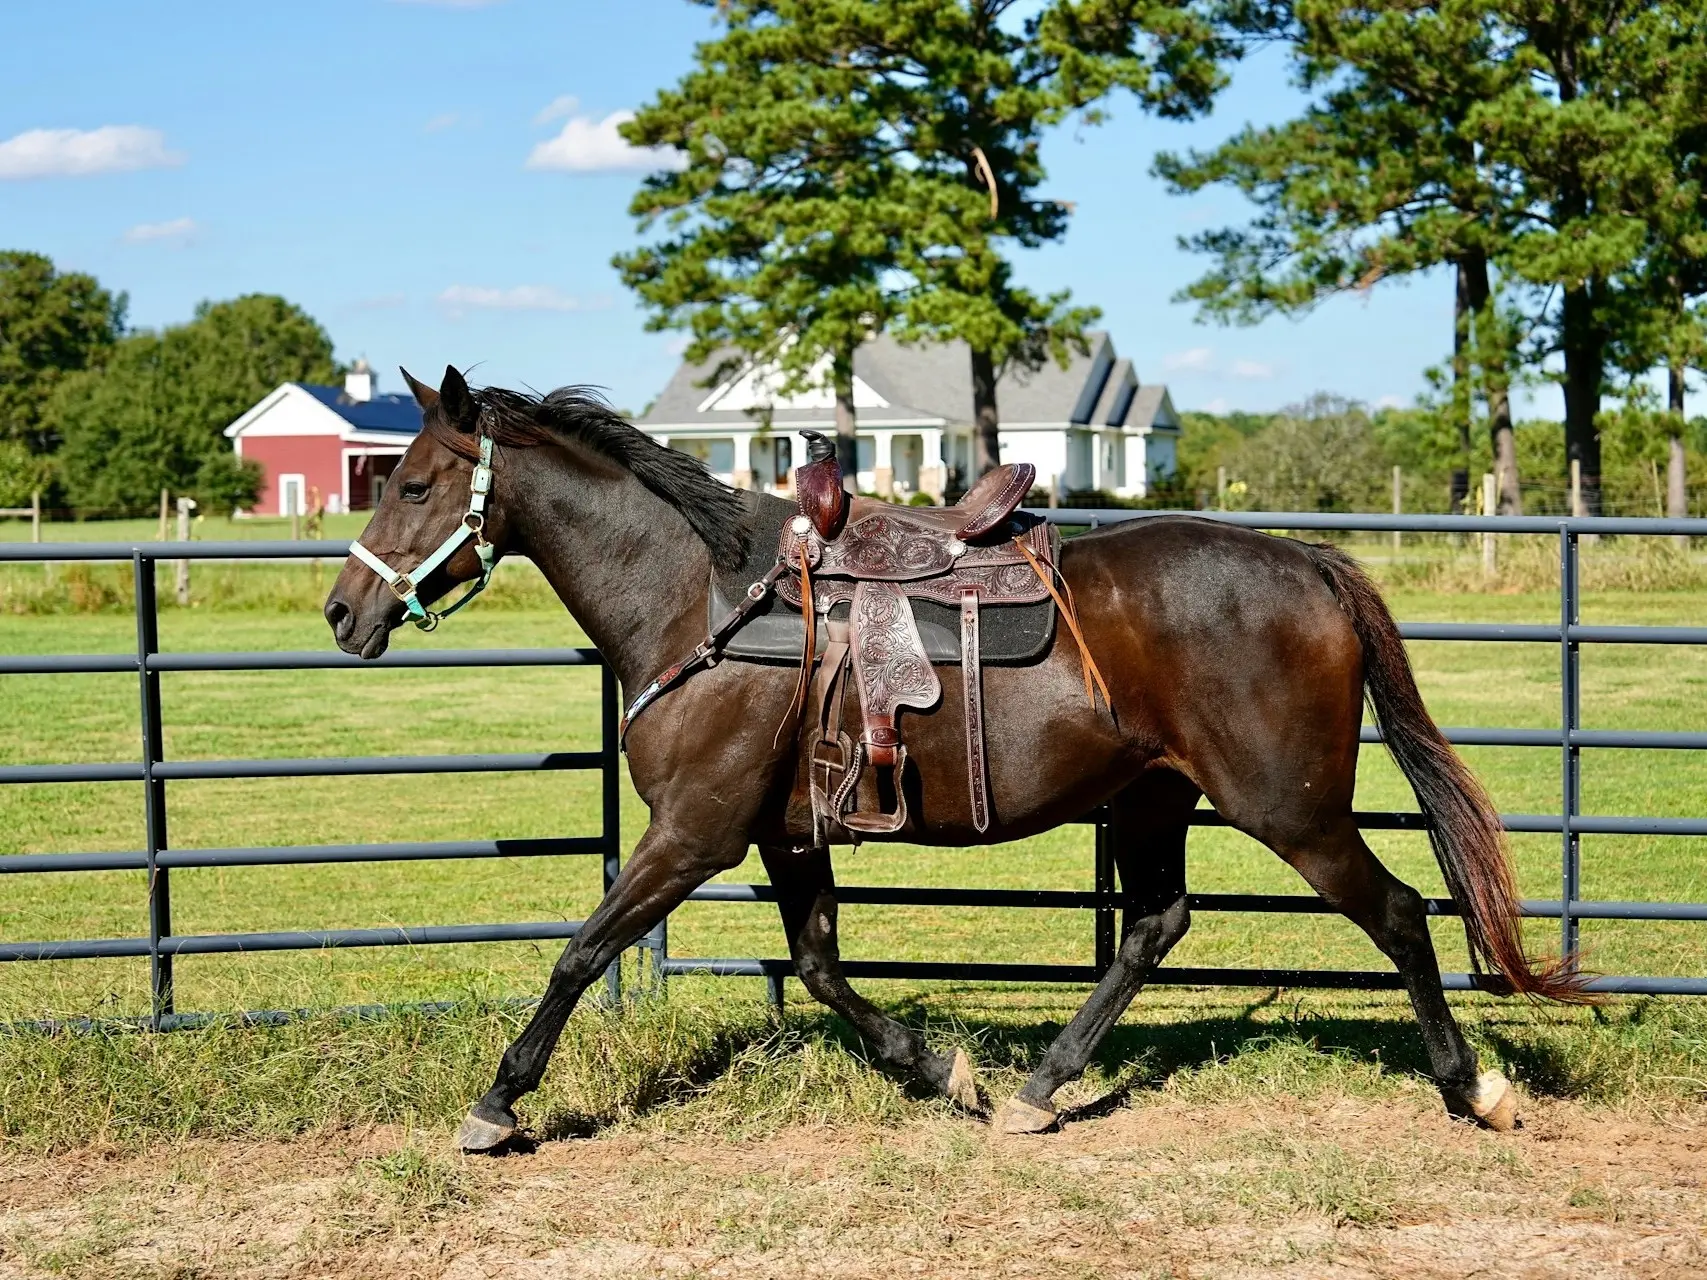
{"left": 670, "top": 437, "right": 736, "bottom": 475}
{"left": 856, "top": 435, "right": 875, "bottom": 473}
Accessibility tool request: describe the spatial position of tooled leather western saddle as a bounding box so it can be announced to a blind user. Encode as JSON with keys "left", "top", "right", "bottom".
{"left": 622, "top": 431, "right": 1103, "bottom": 841}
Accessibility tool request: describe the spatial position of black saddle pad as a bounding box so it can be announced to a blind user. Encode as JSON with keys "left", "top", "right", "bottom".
{"left": 713, "top": 492, "right": 1056, "bottom": 666}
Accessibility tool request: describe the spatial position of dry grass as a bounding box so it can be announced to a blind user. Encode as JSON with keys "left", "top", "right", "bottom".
{"left": 1374, "top": 534, "right": 1707, "bottom": 594}
{"left": 2, "top": 1095, "right": 1703, "bottom": 1278}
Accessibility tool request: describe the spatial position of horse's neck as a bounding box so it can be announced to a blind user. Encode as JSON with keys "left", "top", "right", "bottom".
{"left": 507, "top": 445, "right": 711, "bottom": 694}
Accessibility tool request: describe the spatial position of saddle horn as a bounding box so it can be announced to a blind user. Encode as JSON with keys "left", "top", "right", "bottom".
{"left": 796, "top": 431, "right": 848, "bottom": 540}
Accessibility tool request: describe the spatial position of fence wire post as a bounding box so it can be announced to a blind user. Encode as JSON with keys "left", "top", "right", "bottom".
{"left": 133, "top": 553, "right": 173, "bottom": 1027}
{"left": 1560, "top": 526, "right": 1581, "bottom": 965}
{"left": 600, "top": 661, "right": 622, "bottom": 1007}
{"left": 1094, "top": 810, "right": 1116, "bottom": 975}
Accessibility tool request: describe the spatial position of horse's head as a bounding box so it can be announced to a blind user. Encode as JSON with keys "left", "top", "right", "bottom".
{"left": 324, "top": 364, "right": 512, "bottom": 658}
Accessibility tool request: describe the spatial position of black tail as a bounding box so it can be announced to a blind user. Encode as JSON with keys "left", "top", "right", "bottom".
{"left": 1306, "top": 543, "right": 1591, "bottom": 1002}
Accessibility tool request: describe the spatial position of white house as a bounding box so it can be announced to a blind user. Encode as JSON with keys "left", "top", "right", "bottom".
{"left": 635, "top": 331, "right": 1179, "bottom": 500}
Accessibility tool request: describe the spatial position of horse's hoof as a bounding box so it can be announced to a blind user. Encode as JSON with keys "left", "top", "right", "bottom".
{"left": 947, "top": 1048, "right": 980, "bottom": 1111}
{"left": 455, "top": 1109, "right": 517, "bottom": 1152}
{"left": 994, "top": 1096, "right": 1058, "bottom": 1135}
{"left": 1468, "top": 1070, "right": 1520, "bottom": 1132}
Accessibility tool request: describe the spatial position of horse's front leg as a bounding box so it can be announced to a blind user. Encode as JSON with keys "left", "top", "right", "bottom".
{"left": 759, "top": 842, "right": 980, "bottom": 1110}
{"left": 457, "top": 820, "right": 746, "bottom": 1151}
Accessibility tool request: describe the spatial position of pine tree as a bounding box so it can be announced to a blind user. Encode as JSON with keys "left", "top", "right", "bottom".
{"left": 1161, "top": 0, "right": 1707, "bottom": 514}
{"left": 1155, "top": 0, "right": 1529, "bottom": 509}
{"left": 618, "top": 1, "right": 1221, "bottom": 483}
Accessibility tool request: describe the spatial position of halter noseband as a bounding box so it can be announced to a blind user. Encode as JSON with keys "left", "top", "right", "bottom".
{"left": 347, "top": 432, "right": 497, "bottom": 631}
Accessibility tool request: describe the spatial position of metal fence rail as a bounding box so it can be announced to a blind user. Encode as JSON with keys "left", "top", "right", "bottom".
{"left": 2, "top": 510, "right": 1706, "bottom": 1026}
{"left": 654, "top": 510, "right": 1707, "bottom": 1000}
{"left": 0, "top": 544, "right": 621, "bottom": 1028}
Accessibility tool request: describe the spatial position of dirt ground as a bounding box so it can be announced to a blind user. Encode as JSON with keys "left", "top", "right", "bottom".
{"left": 2, "top": 1094, "right": 1703, "bottom": 1280}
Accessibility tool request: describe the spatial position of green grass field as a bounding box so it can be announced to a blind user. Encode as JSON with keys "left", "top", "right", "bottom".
{"left": 0, "top": 544, "right": 1704, "bottom": 1153}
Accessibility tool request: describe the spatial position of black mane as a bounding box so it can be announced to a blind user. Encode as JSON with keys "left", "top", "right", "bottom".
{"left": 454, "top": 384, "right": 751, "bottom": 570}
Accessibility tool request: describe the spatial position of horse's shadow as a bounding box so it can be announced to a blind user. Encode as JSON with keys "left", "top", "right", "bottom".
{"left": 526, "top": 989, "right": 1468, "bottom": 1145}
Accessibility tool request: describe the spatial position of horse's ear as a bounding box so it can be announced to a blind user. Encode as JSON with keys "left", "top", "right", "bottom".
{"left": 401, "top": 367, "right": 439, "bottom": 410}
{"left": 439, "top": 365, "right": 476, "bottom": 433}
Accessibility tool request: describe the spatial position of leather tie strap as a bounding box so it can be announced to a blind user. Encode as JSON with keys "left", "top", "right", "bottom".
{"left": 1011, "top": 535, "right": 1112, "bottom": 712}
{"left": 960, "top": 587, "right": 990, "bottom": 833}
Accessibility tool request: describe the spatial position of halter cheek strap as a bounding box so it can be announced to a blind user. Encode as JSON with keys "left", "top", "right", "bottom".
{"left": 349, "top": 434, "right": 497, "bottom": 631}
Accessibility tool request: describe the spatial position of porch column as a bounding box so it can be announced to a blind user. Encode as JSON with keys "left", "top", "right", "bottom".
{"left": 919, "top": 429, "right": 946, "bottom": 502}
{"left": 731, "top": 432, "right": 753, "bottom": 491}
{"left": 872, "top": 430, "right": 895, "bottom": 497}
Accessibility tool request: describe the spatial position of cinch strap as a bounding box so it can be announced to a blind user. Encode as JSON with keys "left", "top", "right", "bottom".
{"left": 348, "top": 434, "right": 497, "bottom": 631}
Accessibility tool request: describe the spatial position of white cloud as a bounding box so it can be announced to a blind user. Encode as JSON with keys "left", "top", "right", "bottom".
{"left": 526, "top": 110, "right": 686, "bottom": 174}
{"left": 534, "top": 95, "right": 580, "bottom": 126}
{"left": 1200, "top": 397, "right": 1231, "bottom": 415}
{"left": 1376, "top": 394, "right": 1406, "bottom": 410}
{"left": 665, "top": 335, "right": 692, "bottom": 357}
{"left": 1230, "top": 358, "right": 1279, "bottom": 381}
{"left": 1163, "top": 346, "right": 1216, "bottom": 374}
{"left": 122, "top": 216, "right": 198, "bottom": 245}
{"left": 0, "top": 125, "right": 184, "bottom": 180}
{"left": 423, "top": 112, "right": 460, "bottom": 133}
{"left": 438, "top": 284, "right": 612, "bottom": 316}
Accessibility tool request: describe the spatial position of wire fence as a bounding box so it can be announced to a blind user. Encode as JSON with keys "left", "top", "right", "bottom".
{"left": 1, "top": 510, "right": 1706, "bottom": 1032}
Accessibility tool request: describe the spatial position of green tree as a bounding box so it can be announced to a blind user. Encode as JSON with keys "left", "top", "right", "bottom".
{"left": 52, "top": 294, "right": 335, "bottom": 514}
{"left": 0, "top": 250, "right": 126, "bottom": 454}
{"left": 1160, "top": 0, "right": 1707, "bottom": 515}
{"left": 1156, "top": 0, "right": 1529, "bottom": 510}
{"left": 1482, "top": 0, "right": 1707, "bottom": 515}
{"left": 616, "top": 4, "right": 916, "bottom": 479}
{"left": 619, "top": 1, "right": 1221, "bottom": 481}
{"left": 1222, "top": 394, "right": 1391, "bottom": 512}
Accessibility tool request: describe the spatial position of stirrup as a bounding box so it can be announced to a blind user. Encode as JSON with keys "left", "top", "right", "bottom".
{"left": 839, "top": 742, "right": 910, "bottom": 834}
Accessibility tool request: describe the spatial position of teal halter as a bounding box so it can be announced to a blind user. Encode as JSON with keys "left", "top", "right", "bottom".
{"left": 347, "top": 434, "right": 497, "bottom": 631}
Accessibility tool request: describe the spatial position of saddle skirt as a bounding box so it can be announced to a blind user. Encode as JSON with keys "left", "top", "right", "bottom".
{"left": 771, "top": 477, "right": 1062, "bottom": 839}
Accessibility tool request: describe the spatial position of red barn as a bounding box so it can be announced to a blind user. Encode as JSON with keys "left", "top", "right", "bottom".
{"left": 223, "top": 361, "right": 422, "bottom": 515}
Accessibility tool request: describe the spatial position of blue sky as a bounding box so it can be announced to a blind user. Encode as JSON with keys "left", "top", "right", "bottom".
{"left": 4, "top": 0, "right": 1498, "bottom": 420}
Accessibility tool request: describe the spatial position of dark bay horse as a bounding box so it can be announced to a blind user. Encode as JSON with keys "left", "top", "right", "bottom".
{"left": 324, "top": 366, "right": 1582, "bottom": 1151}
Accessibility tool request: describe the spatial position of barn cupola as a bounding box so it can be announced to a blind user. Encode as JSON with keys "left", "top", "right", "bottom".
{"left": 344, "top": 357, "right": 375, "bottom": 403}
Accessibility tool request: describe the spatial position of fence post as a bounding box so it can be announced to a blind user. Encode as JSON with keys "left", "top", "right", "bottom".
{"left": 30, "top": 490, "right": 40, "bottom": 543}
{"left": 1094, "top": 810, "right": 1116, "bottom": 976}
{"left": 175, "top": 498, "right": 195, "bottom": 606}
{"left": 600, "top": 662, "right": 623, "bottom": 1006}
{"left": 158, "top": 489, "right": 170, "bottom": 541}
{"left": 1482, "top": 474, "right": 1497, "bottom": 579}
{"left": 1560, "top": 527, "right": 1581, "bottom": 966}
{"left": 1391, "top": 466, "right": 1402, "bottom": 553}
{"left": 133, "top": 554, "right": 173, "bottom": 1027}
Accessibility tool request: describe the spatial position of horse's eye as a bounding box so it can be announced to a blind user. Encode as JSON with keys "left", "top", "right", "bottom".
{"left": 400, "top": 481, "right": 430, "bottom": 502}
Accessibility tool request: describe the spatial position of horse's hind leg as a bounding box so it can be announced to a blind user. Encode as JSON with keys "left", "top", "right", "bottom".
{"left": 1259, "top": 813, "right": 1518, "bottom": 1130}
{"left": 759, "top": 843, "right": 979, "bottom": 1110}
{"left": 996, "top": 776, "right": 1196, "bottom": 1134}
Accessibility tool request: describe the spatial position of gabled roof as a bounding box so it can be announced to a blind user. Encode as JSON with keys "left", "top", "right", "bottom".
{"left": 636, "top": 329, "right": 1166, "bottom": 432}
{"left": 297, "top": 385, "right": 422, "bottom": 434}
{"left": 1124, "top": 385, "right": 1180, "bottom": 434}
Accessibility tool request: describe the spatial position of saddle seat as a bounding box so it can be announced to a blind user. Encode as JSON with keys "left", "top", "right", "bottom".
{"left": 777, "top": 445, "right": 1056, "bottom": 840}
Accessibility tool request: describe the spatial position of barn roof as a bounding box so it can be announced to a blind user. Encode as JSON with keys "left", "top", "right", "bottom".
{"left": 297, "top": 385, "right": 422, "bottom": 434}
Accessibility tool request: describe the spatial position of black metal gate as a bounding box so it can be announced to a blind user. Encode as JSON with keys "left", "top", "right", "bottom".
{"left": 3, "top": 509, "right": 1705, "bottom": 1030}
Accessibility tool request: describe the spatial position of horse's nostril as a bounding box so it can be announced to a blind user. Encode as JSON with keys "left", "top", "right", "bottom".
{"left": 325, "top": 597, "right": 353, "bottom": 640}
